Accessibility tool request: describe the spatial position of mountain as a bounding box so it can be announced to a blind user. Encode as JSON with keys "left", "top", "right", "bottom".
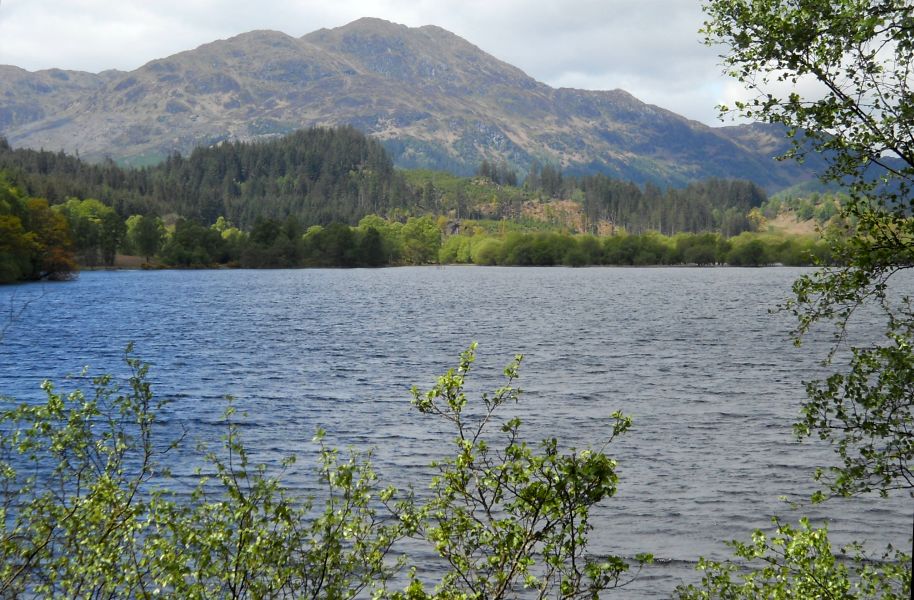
{"left": 0, "top": 18, "right": 821, "bottom": 190}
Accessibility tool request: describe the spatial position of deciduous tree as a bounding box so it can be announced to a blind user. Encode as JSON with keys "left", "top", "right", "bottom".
{"left": 690, "top": 0, "right": 914, "bottom": 595}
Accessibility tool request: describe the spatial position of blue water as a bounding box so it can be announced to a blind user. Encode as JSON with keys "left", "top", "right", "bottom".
{"left": 0, "top": 266, "right": 909, "bottom": 597}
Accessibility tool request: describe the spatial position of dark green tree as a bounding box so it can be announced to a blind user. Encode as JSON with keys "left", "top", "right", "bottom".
{"left": 130, "top": 215, "right": 166, "bottom": 262}
{"left": 304, "top": 222, "right": 356, "bottom": 267}
{"left": 160, "top": 219, "right": 227, "bottom": 266}
{"left": 248, "top": 217, "right": 281, "bottom": 247}
{"left": 356, "top": 227, "right": 385, "bottom": 267}
{"left": 726, "top": 239, "right": 768, "bottom": 266}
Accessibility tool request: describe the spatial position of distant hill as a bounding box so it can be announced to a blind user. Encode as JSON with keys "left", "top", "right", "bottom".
{"left": 0, "top": 18, "right": 824, "bottom": 189}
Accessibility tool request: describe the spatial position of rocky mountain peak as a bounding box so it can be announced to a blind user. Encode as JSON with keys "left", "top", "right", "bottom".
{"left": 0, "top": 19, "right": 821, "bottom": 188}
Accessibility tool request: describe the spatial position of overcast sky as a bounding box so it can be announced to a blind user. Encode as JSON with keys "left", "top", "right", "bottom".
{"left": 0, "top": 0, "right": 745, "bottom": 126}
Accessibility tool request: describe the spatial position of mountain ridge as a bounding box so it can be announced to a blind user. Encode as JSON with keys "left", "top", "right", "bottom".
{"left": 0, "top": 18, "right": 820, "bottom": 189}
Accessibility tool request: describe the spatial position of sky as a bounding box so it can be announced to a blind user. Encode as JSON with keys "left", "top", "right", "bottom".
{"left": 0, "top": 0, "right": 746, "bottom": 127}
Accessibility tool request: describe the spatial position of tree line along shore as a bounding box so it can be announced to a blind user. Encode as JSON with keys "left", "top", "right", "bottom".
{"left": 1, "top": 128, "right": 841, "bottom": 283}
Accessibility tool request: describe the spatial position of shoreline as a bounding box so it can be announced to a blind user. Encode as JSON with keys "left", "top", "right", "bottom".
{"left": 76, "top": 261, "right": 813, "bottom": 273}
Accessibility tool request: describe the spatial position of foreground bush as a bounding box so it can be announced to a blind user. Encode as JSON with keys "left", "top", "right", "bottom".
{"left": 677, "top": 518, "right": 909, "bottom": 599}
{"left": 0, "top": 344, "right": 647, "bottom": 598}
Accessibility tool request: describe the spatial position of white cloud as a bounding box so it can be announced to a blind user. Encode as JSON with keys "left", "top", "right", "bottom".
{"left": 0, "top": 0, "right": 736, "bottom": 125}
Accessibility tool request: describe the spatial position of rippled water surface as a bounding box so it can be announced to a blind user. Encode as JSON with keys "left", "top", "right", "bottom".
{"left": 0, "top": 266, "right": 909, "bottom": 597}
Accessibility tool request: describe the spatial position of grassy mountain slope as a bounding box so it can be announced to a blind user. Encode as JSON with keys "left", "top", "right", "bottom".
{"left": 0, "top": 19, "right": 821, "bottom": 189}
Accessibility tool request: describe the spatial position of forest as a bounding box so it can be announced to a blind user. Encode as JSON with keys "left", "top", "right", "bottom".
{"left": 0, "top": 126, "right": 830, "bottom": 283}
{"left": 0, "top": 129, "right": 768, "bottom": 235}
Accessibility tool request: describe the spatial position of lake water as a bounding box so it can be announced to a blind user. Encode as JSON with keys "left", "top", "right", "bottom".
{"left": 0, "top": 266, "right": 909, "bottom": 597}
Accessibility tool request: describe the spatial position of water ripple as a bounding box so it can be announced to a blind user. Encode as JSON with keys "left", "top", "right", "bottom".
{"left": 0, "top": 266, "right": 909, "bottom": 597}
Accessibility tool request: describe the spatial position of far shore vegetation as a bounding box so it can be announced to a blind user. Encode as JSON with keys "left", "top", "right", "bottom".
{"left": 0, "top": 128, "right": 844, "bottom": 284}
